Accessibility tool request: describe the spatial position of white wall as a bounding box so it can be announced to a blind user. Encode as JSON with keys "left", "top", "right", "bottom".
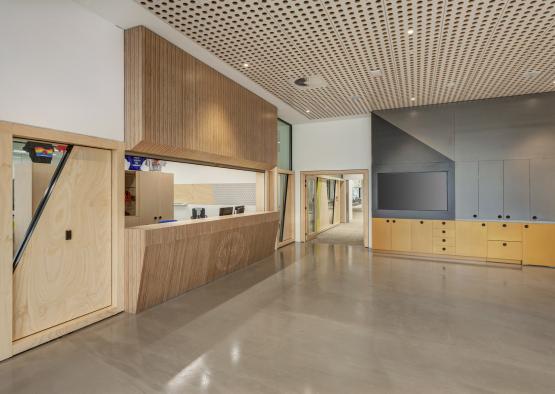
{"left": 0, "top": 0, "right": 124, "bottom": 140}
{"left": 293, "top": 116, "right": 372, "bottom": 245}
{"left": 161, "top": 161, "right": 257, "bottom": 220}
{"left": 163, "top": 162, "right": 257, "bottom": 184}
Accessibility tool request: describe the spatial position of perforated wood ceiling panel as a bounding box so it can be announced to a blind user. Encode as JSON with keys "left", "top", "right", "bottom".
{"left": 136, "top": 0, "right": 555, "bottom": 119}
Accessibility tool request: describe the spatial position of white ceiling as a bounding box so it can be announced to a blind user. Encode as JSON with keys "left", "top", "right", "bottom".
{"left": 133, "top": 0, "right": 555, "bottom": 120}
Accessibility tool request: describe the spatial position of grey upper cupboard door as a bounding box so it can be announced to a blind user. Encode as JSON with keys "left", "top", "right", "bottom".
{"left": 455, "top": 161, "right": 479, "bottom": 219}
{"left": 530, "top": 158, "right": 555, "bottom": 221}
{"left": 503, "top": 159, "right": 530, "bottom": 221}
{"left": 478, "top": 160, "right": 503, "bottom": 220}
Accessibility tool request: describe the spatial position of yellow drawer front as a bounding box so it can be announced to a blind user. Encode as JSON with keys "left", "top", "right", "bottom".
{"left": 433, "top": 220, "right": 455, "bottom": 230}
{"left": 433, "top": 245, "right": 456, "bottom": 255}
{"left": 433, "top": 228, "right": 455, "bottom": 238}
{"left": 487, "top": 241, "right": 522, "bottom": 262}
{"left": 433, "top": 237, "right": 456, "bottom": 247}
{"left": 488, "top": 223, "right": 523, "bottom": 241}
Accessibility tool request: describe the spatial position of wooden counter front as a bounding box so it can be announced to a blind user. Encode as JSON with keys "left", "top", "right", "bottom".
{"left": 125, "top": 212, "right": 279, "bottom": 313}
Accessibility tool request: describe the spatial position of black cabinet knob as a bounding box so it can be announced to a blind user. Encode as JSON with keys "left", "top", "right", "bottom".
{"left": 386, "top": 219, "right": 389, "bottom": 223}
{"left": 502, "top": 224, "right": 507, "bottom": 228}
{"left": 481, "top": 223, "right": 486, "bottom": 227}
{"left": 443, "top": 239, "right": 446, "bottom": 242}
{"left": 420, "top": 220, "right": 424, "bottom": 224}
{"left": 503, "top": 243, "right": 507, "bottom": 247}
{"left": 442, "top": 247, "right": 446, "bottom": 251}
{"left": 533, "top": 216, "right": 538, "bottom": 220}
{"left": 498, "top": 215, "right": 502, "bottom": 219}
{"left": 442, "top": 230, "right": 446, "bottom": 234}
{"left": 525, "top": 225, "right": 529, "bottom": 229}
{"left": 506, "top": 215, "right": 511, "bottom": 219}
{"left": 392, "top": 220, "right": 396, "bottom": 223}
{"left": 442, "top": 221, "right": 446, "bottom": 225}
{"left": 473, "top": 214, "right": 477, "bottom": 218}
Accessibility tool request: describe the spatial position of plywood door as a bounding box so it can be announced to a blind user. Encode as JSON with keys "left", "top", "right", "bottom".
{"left": 391, "top": 219, "right": 411, "bottom": 251}
{"left": 523, "top": 224, "right": 555, "bottom": 267}
{"left": 455, "top": 221, "right": 488, "bottom": 258}
{"left": 157, "top": 172, "right": 174, "bottom": 221}
{"left": 138, "top": 171, "right": 160, "bottom": 225}
{"left": 13, "top": 146, "right": 112, "bottom": 340}
{"left": 372, "top": 219, "right": 391, "bottom": 250}
{"left": 410, "top": 220, "right": 433, "bottom": 253}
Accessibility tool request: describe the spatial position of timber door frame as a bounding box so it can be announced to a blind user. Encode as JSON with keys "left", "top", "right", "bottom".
{"left": 276, "top": 168, "right": 295, "bottom": 248}
{"left": 300, "top": 169, "right": 369, "bottom": 248}
{"left": 0, "top": 121, "right": 124, "bottom": 360}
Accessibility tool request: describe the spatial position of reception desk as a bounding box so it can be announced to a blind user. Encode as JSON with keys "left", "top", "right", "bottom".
{"left": 124, "top": 211, "right": 279, "bottom": 313}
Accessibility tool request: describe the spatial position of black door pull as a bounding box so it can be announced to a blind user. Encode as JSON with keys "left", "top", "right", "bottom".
{"left": 65, "top": 230, "right": 72, "bottom": 241}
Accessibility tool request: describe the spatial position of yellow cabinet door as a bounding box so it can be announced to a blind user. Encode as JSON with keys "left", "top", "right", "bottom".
{"left": 391, "top": 219, "right": 411, "bottom": 251}
{"left": 523, "top": 224, "right": 555, "bottom": 267}
{"left": 372, "top": 218, "right": 392, "bottom": 250}
{"left": 488, "top": 222, "right": 523, "bottom": 241}
{"left": 456, "top": 221, "right": 488, "bottom": 258}
{"left": 411, "top": 220, "right": 433, "bottom": 253}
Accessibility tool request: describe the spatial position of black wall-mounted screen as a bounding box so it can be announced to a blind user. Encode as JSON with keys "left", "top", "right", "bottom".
{"left": 377, "top": 171, "right": 448, "bottom": 211}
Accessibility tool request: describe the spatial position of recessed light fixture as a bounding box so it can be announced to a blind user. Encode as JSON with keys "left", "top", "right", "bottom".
{"left": 446, "top": 82, "right": 457, "bottom": 88}
{"left": 407, "top": 28, "right": 415, "bottom": 35}
{"left": 242, "top": 62, "right": 249, "bottom": 68}
{"left": 410, "top": 97, "right": 416, "bottom": 101}
{"left": 369, "top": 69, "right": 384, "bottom": 78}
{"left": 351, "top": 95, "right": 361, "bottom": 101}
{"left": 305, "top": 109, "right": 311, "bottom": 114}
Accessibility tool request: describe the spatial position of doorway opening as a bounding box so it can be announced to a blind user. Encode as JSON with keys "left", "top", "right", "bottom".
{"left": 300, "top": 170, "right": 369, "bottom": 247}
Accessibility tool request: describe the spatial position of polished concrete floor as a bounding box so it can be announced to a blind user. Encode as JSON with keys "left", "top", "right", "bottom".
{"left": 313, "top": 207, "right": 364, "bottom": 245}
{"left": 2, "top": 243, "right": 555, "bottom": 393}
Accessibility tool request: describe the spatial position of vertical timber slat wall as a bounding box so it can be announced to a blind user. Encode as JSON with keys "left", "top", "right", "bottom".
{"left": 125, "top": 26, "right": 277, "bottom": 170}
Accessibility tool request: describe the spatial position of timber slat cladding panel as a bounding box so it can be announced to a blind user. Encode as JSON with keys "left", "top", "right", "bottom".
{"left": 124, "top": 26, "right": 277, "bottom": 170}
{"left": 125, "top": 212, "right": 280, "bottom": 313}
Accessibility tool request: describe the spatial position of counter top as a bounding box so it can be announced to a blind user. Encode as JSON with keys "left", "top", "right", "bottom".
{"left": 127, "top": 211, "right": 278, "bottom": 231}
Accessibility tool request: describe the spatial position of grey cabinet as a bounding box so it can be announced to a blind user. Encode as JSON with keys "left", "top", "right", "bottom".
{"left": 530, "top": 158, "right": 555, "bottom": 221}
{"left": 455, "top": 161, "right": 479, "bottom": 219}
{"left": 503, "top": 160, "right": 530, "bottom": 221}
{"left": 478, "top": 161, "right": 504, "bottom": 220}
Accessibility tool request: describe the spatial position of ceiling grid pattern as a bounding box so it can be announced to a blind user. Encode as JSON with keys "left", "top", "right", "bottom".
{"left": 137, "top": 0, "right": 555, "bottom": 119}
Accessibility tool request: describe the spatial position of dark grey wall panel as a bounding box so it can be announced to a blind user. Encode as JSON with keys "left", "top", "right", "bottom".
{"left": 455, "top": 161, "right": 479, "bottom": 219}
{"left": 454, "top": 95, "right": 555, "bottom": 162}
{"left": 374, "top": 92, "right": 555, "bottom": 163}
{"left": 478, "top": 161, "right": 504, "bottom": 220}
{"left": 530, "top": 158, "right": 555, "bottom": 221}
{"left": 372, "top": 114, "right": 451, "bottom": 165}
{"left": 377, "top": 105, "right": 455, "bottom": 160}
{"left": 503, "top": 160, "right": 530, "bottom": 221}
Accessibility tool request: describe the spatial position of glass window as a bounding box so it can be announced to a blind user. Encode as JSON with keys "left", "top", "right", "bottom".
{"left": 277, "top": 119, "right": 292, "bottom": 170}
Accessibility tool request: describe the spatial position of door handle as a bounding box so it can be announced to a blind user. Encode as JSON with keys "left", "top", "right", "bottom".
{"left": 65, "top": 230, "right": 72, "bottom": 241}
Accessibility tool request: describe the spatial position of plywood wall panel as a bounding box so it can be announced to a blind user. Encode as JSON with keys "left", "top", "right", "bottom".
{"left": 125, "top": 212, "right": 279, "bottom": 313}
{"left": 125, "top": 26, "right": 277, "bottom": 170}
